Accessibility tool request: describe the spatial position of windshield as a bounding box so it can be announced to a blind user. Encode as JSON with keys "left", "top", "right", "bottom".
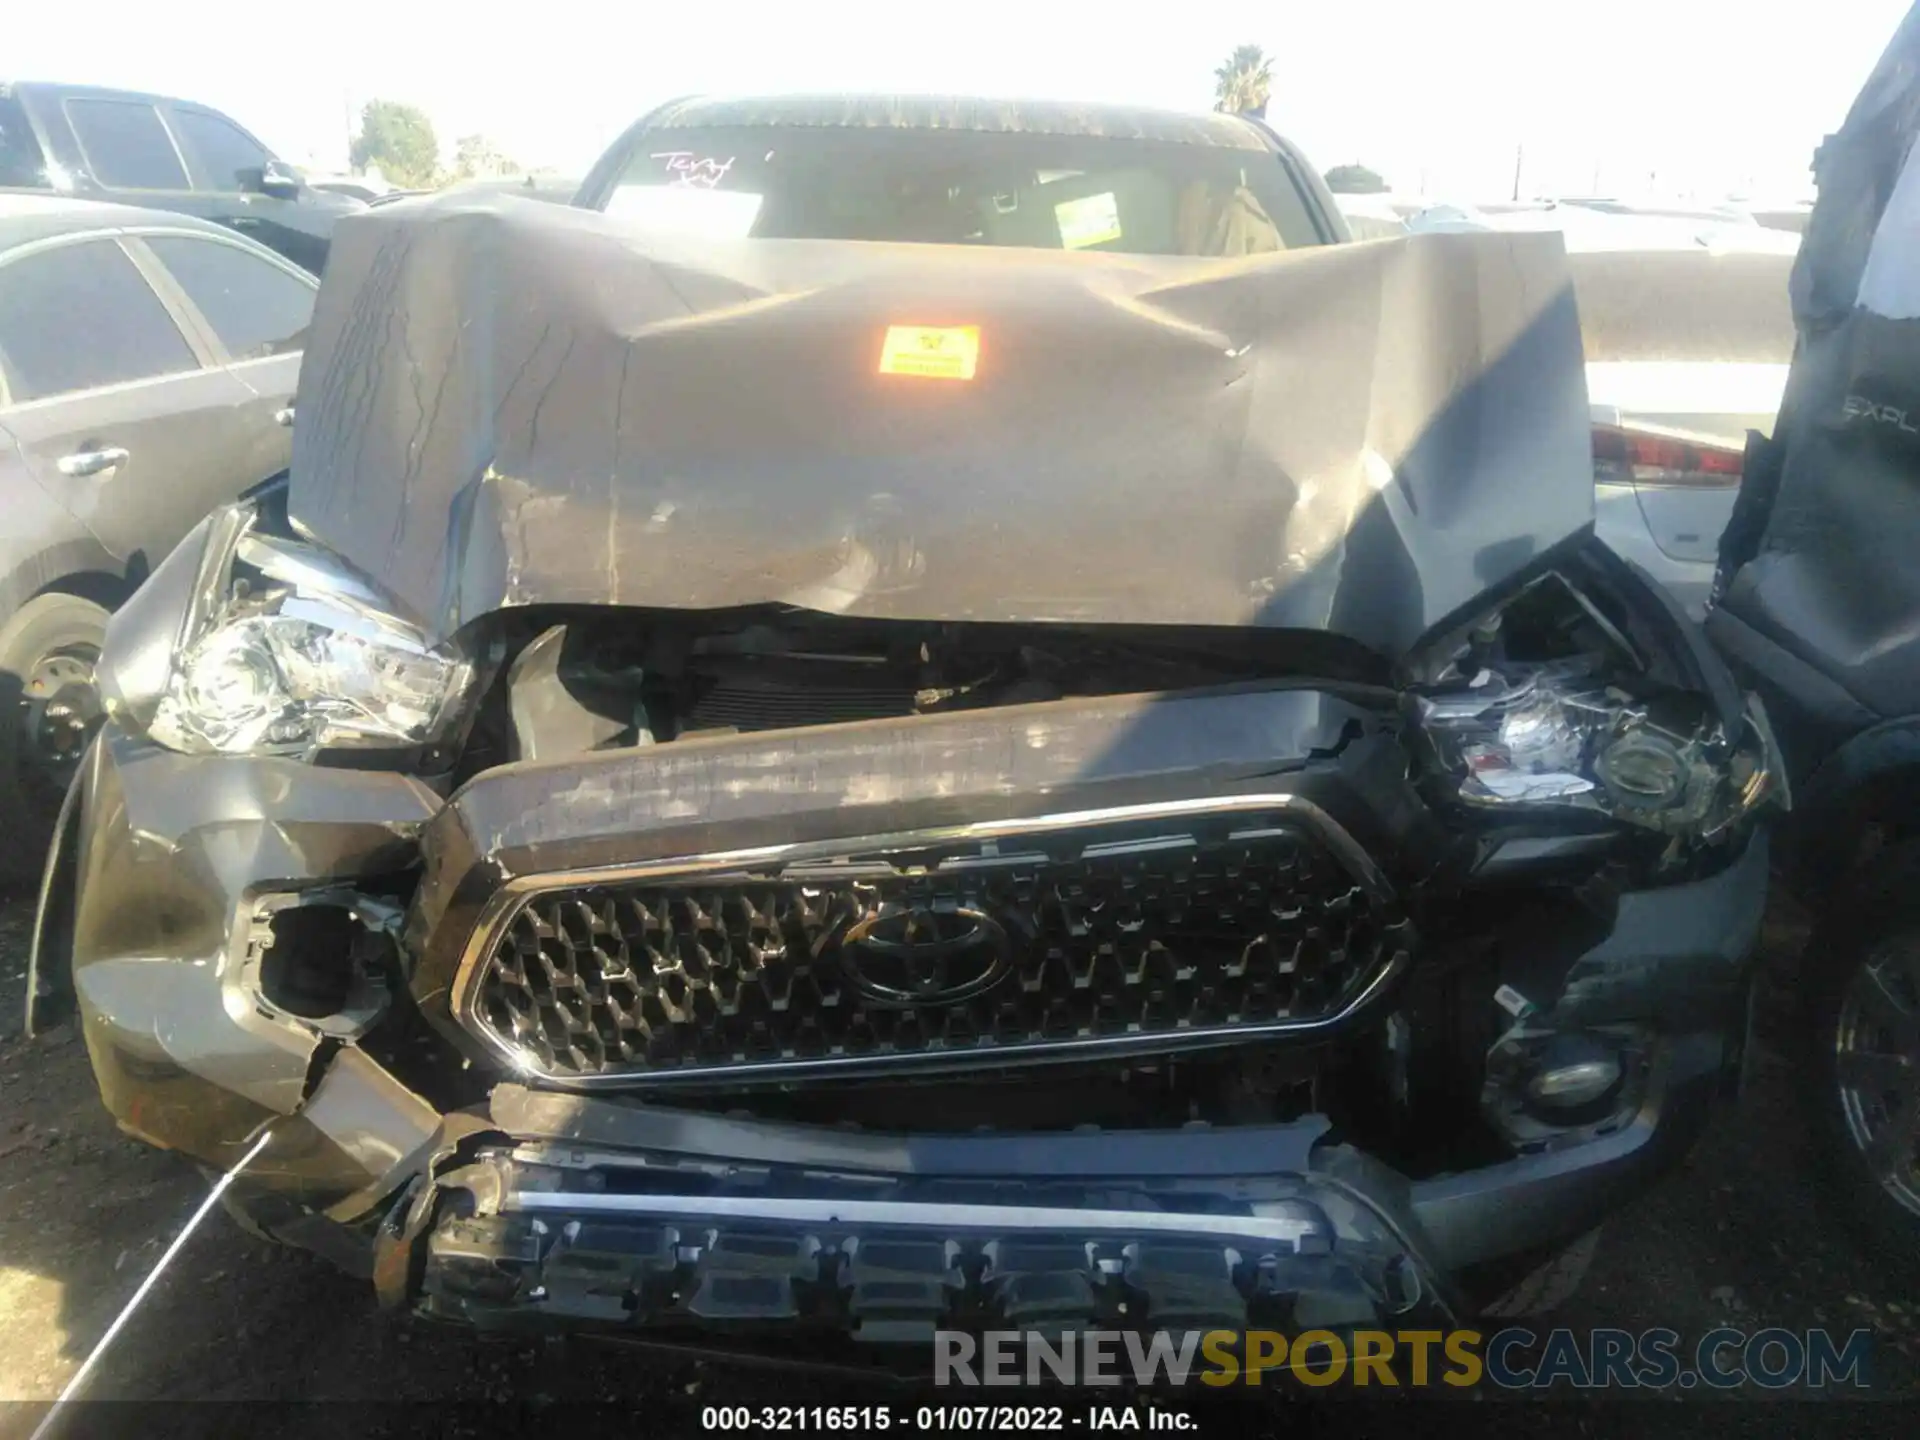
{"left": 599, "top": 125, "right": 1326, "bottom": 257}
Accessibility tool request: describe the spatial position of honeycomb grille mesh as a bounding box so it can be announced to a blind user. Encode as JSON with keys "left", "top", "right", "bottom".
{"left": 468, "top": 831, "right": 1397, "bottom": 1079}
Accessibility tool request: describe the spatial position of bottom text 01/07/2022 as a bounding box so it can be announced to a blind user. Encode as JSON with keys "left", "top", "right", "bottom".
{"left": 698, "top": 1404, "right": 1198, "bottom": 1433}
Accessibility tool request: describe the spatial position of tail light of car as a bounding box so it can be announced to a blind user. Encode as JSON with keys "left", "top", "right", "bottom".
{"left": 1591, "top": 423, "right": 1745, "bottom": 488}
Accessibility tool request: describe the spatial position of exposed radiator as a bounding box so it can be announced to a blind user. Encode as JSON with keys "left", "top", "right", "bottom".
{"left": 684, "top": 674, "right": 918, "bottom": 733}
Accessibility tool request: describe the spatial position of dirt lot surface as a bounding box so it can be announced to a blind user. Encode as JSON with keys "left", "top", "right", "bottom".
{"left": 2, "top": 883, "right": 1917, "bottom": 1436}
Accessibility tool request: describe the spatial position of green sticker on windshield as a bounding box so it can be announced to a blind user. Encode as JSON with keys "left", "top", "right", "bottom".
{"left": 1055, "top": 192, "right": 1122, "bottom": 249}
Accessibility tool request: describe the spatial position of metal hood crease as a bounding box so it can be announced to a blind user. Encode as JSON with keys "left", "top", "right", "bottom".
{"left": 289, "top": 196, "right": 1593, "bottom": 651}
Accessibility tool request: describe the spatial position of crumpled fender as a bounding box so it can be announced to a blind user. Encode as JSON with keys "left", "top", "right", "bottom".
{"left": 42, "top": 728, "right": 443, "bottom": 1203}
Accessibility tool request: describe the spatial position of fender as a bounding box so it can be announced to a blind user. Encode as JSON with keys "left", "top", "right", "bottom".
{"left": 0, "top": 523, "right": 128, "bottom": 622}
{"left": 1779, "top": 714, "right": 1920, "bottom": 898}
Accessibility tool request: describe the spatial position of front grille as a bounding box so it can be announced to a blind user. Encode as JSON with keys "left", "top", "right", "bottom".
{"left": 464, "top": 821, "right": 1406, "bottom": 1082}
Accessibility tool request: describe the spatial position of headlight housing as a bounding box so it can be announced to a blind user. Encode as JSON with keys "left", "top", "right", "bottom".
{"left": 109, "top": 502, "right": 472, "bottom": 760}
{"left": 1406, "top": 571, "right": 1777, "bottom": 838}
{"left": 1414, "top": 659, "right": 1727, "bottom": 829}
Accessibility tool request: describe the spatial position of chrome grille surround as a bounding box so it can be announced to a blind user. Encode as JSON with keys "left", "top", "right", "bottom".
{"left": 450, "top": 795, "right": 1411, "bottom": 1087}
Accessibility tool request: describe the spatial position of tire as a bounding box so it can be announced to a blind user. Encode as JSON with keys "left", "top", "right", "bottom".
{"left": 0, "top": 593, "right": 110, "bottom": 887}
{"left": 1803, "top": 845, "right": 1920, "bottom": 1284}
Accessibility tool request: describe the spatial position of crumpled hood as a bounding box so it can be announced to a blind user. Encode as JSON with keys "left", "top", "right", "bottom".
{"left": 289, "top": 194, "right": 1593, "bottom": 655}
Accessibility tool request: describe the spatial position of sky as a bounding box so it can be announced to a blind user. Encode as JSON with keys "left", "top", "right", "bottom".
{"left": 9, "top": 0, "right": 1914, "bottom": 200}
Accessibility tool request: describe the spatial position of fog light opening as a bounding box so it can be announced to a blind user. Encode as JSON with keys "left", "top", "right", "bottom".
{"left": 1523, "top": 1034, "right": 1625, "bottom": 1114}
{"left": 250, "top": 893, "right": 402, "bottom": 1033}
{"left": 260, "top": 904, "right": 362, "bottom": 1017}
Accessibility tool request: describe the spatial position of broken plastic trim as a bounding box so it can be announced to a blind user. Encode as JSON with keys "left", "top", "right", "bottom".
{"left": 401, "top": 1123, "right": 1456, "bottom": 1341}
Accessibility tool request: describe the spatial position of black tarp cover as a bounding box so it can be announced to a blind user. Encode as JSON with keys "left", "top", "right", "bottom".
{"left": 290, "top": 194, "right": 1592, "bottom": 657}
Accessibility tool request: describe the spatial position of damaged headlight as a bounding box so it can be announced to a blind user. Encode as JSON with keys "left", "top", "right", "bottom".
{"left": 151, "top": 604, "right": 464, "bottom": 757}
{"left": 1415, "top": 659, "right": 1729, "bottom": 827}
{"left": 1408, "top": 573, "right": 1776, "bottom": 837}
{"left": 105, "top": 502, "right": 472, "bottom": 760}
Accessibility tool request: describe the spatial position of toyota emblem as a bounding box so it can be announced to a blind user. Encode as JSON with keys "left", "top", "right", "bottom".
{"left": 839, "top": 903, "right": 1011, "bottom": 1007}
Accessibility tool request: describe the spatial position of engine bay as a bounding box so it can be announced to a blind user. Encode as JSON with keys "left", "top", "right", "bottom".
{"left": 456, "top": 555, "right": 1774, "bottom": 868}
{"left": 466, "top": 610, "right": 1394, "bottom": 774}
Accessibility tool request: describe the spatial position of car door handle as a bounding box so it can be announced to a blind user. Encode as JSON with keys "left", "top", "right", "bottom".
{"left": 57, "top": 446, "right": 130, "bottom": 477}
{"left": 274, "top": 406, "right": 295, "bottom": 427}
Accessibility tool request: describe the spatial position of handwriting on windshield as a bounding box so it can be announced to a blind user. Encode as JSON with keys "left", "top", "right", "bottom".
{"left": 651, "top": 152, "right": 736, "bottom": 189}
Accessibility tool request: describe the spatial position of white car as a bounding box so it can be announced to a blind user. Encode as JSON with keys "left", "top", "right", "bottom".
{"left": 1392, "top": 204, "right": 1794, "bottom": 616}
{"left": 1573, "top": 244, "right": 1794, "bottom": 618}
{"left": 1330, "top": 191, "right": 1409, "bottom": 240}
{"left": 1404, "top": 198, "right": 1801, "bottom": 256}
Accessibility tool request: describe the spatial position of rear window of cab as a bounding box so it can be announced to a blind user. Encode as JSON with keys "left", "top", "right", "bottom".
{"left": 599, "top": 125, "right": 1327, "bottom": 258}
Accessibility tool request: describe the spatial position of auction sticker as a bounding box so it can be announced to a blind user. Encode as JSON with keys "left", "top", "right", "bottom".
{"left": 878, "top": 325, "right": 981, "bottom": 380}
{"left": 1054, "top": 192, "right": 1122, "bottom": 249}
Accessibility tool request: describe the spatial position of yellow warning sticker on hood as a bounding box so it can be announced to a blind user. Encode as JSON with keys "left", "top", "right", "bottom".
{"left": 878, "top": 325, "right": 981, "bottom": 380}
{"left": 1055, "top": 192, "right": 1123, "bottom": 249}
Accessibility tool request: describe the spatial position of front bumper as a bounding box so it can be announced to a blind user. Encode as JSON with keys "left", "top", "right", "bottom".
{"left": 34, "top": 708, "right": 1765, "bottom": 1337}
{"left": 382, "top": 1039, "right": 1725, "bottom": 1351}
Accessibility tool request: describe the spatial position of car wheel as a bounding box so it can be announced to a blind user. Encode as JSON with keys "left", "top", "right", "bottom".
{"left": 1807, "top": 902, "right": 1920, "bottom": 1279}
{"left": 0, "top": 593, "right": 110, "bottom": 884}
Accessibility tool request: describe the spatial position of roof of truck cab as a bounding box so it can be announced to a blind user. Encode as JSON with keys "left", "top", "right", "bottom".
{"left": 637, "top": 94, "right": 1276, "bottom": 149}
{"left": 4, "top": 79, "right": 197, "bottom": 108}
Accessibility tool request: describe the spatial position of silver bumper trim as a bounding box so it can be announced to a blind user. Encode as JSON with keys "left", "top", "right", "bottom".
{"left": 504, "top": 1189, "right": 1324, "bottom": 1250}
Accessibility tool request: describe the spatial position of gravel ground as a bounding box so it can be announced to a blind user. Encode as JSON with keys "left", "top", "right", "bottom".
{"left": 1, "top": 883, "right": 1917, "bottom": 1436}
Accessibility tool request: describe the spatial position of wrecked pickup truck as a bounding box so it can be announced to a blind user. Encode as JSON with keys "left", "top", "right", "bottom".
{"left": 28, "top": 101, "right": 1780, "bottom": 1360}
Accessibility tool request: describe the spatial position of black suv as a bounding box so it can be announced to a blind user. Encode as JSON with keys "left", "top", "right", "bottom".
{"left": 0, "top": 80, "right": 362, "bottom": 274}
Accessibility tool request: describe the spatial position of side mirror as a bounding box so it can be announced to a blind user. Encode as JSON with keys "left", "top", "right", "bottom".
{"left": 241, "top": 160, "right": 302, "bottom": 200}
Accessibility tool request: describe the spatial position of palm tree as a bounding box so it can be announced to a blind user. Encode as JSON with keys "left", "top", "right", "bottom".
{"left": 1214, "top": 44, "right": 1273, "bottom": 118}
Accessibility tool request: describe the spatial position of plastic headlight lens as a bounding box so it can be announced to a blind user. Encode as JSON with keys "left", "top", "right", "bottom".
{"left": 165, "top": 622, "right": 286, "bottom": 752}
{"left": 139, "top": 511, "right": 470, "bottom": 759}
{"left": 151, "top": 611, "right": 464, "bottom": 757}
